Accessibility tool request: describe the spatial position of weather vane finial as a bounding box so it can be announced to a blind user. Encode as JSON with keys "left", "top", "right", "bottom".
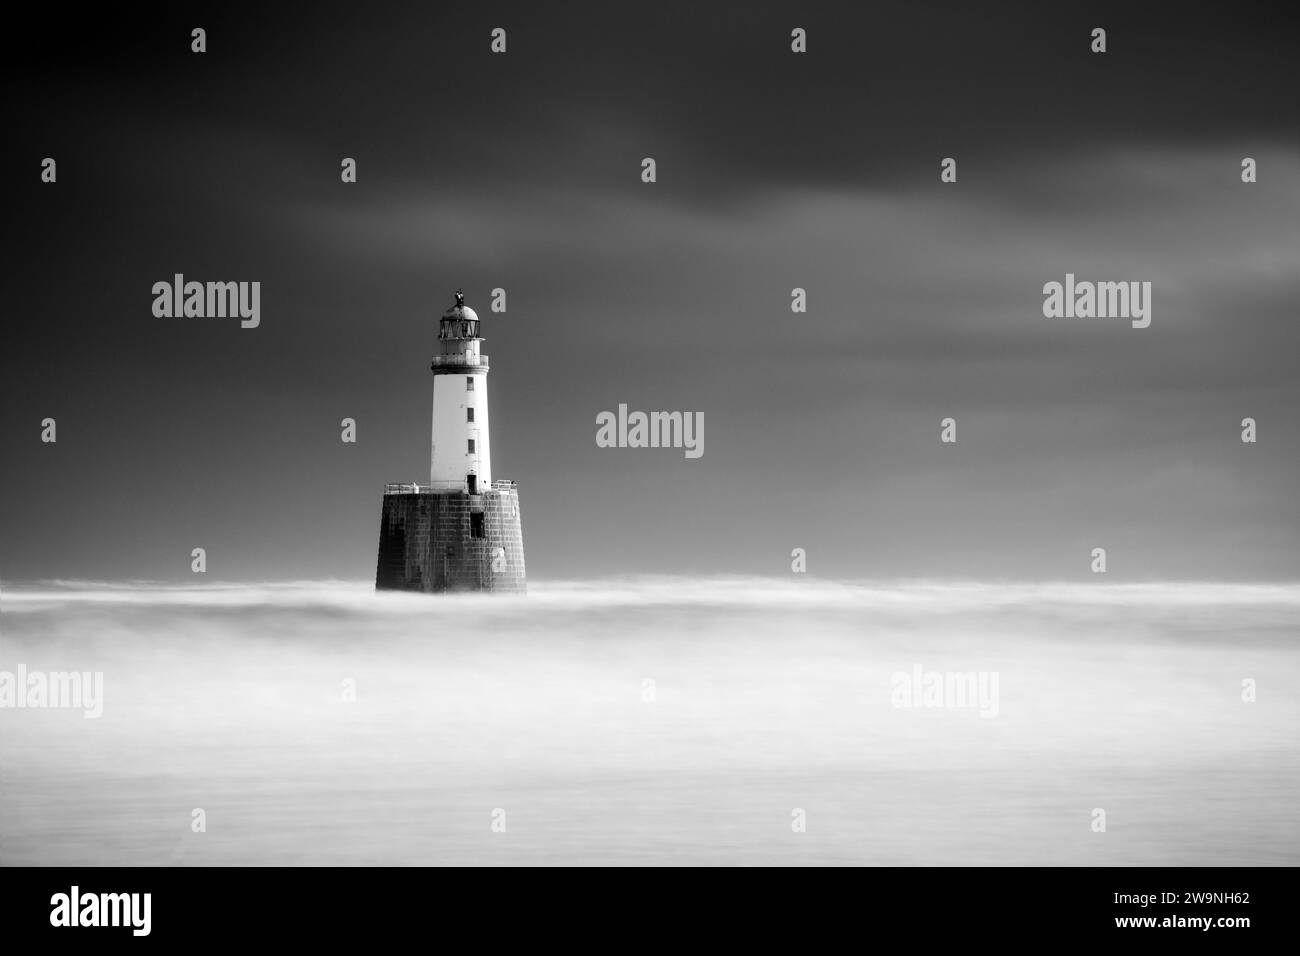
{"left": 454, "top": 289, "right": 465, "bottom": 307}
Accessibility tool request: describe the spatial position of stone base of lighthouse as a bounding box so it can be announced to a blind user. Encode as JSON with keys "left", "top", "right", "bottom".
{"left": 375, "top": 483, "right": 526, "bottom": 593}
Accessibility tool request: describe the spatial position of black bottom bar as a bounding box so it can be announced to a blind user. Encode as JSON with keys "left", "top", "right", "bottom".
{"left": 0, "top": 866, "right": 1285, "bottom": 944}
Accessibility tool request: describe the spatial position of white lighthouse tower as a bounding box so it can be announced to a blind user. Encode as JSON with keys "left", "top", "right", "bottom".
{"left": 375, "top": 288, "right": 526, "bottom": 593}
{"left": 430, "top": 290, "right": 491, "bottom": 493}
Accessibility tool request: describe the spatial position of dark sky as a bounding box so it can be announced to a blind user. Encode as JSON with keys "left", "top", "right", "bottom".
{"left": 2, "top": 2, "right": 1297, "bottom": 582}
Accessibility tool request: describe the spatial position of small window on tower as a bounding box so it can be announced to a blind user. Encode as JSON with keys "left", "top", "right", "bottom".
{"left": 467, "top": 407, "right": 475, "bottom": 422}
{"left": 466, "top": 377, "right": 474, "bottom": 391}
{"left": 470, "top": 512, "right": 485, "bottom": 538}
{"left": 468, "top": 439, "right": 476, "bottom": 454}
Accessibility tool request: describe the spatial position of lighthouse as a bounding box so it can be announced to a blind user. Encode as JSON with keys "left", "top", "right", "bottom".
{"left": 374, "top": 290, "right": 526, "bottom": 593}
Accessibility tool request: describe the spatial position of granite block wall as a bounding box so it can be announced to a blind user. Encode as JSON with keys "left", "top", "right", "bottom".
{"left": 375, "top": 489, "right": 526, "bottom": 593}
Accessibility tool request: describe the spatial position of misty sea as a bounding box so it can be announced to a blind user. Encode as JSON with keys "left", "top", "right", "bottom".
{"left": 1, "top": 578, "right": 1297, "bottom": 866}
